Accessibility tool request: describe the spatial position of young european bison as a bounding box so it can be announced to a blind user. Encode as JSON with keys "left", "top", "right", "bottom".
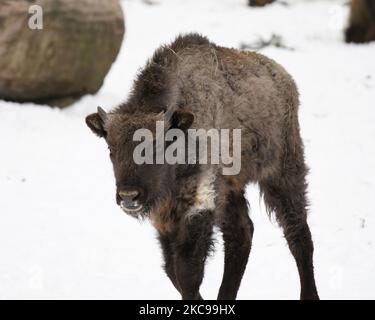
{"left": 345, "top": 0, "right": 375, "bottom": 43}
{"left": 86, "top": 34, "right": 319, "bottom": 300}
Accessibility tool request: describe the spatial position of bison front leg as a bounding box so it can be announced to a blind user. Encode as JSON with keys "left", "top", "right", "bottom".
{"left": 173, "top": 211, "right": 214, "bottom": 300}
{"left": 217, "top": 191, "right": 253, "bottom": 300}
{"left": 158, "top": 232, "right": 182, "bottom": 295}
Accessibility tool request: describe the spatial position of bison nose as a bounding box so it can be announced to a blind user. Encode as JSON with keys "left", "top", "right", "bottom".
{"left": 119, "top": 189, "right": 140, "bottom": 202}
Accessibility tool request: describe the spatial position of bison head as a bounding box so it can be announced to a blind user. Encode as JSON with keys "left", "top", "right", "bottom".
{"left": 85, "top": 106, "right": 194, "bottom": 218}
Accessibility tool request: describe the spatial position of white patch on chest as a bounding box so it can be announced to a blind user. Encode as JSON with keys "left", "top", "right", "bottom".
{"left": 187, "top": 169, "right": 217, "bottom": 217}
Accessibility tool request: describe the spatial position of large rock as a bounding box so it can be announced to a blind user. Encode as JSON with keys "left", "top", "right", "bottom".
{"left": 0, "top": 0, "right": 125, "bottom": 106}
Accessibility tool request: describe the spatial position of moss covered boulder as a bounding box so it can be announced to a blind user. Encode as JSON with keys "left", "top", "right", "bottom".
{"left": 0, "top": 0, "right": 125, "bottom": 107}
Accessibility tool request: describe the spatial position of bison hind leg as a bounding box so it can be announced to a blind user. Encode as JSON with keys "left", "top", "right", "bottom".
{"left": 259, "top": 149, "right": 319, "bottom": 300}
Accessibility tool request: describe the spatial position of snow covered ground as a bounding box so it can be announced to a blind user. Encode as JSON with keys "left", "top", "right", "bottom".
{"left": 1, "top": 0, "right": 375, "bottom": 299}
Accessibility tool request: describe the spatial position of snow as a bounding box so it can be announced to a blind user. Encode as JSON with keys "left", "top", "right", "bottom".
{"left": 1, "top": 0, "right": 375, "bottom": 299}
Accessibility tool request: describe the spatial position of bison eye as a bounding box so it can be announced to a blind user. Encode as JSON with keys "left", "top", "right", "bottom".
{"left": 108, "top": 146, "right": 114, "bottom": 158}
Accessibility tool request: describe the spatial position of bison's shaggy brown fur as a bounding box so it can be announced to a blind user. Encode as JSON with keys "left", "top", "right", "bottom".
{"left": 86, "top": 34, "right": 319, "bottom": 300}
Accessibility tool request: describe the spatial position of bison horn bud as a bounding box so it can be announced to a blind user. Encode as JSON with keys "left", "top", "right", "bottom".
{"left": 164, "top": 109, "right": 174, "bottom": 124}
{"left": 97, "top": 106, "right": 108, "bottom": 123}
{"left": 156, "top": 111, "right": 165, "bottom": 121}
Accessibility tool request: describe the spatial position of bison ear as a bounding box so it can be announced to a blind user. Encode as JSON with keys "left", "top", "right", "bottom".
{"left": 85, "top": 107, "right": 108, "bottom": 138}
{"left": 171, "top": 110, "right": 194, "bottom": 130}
